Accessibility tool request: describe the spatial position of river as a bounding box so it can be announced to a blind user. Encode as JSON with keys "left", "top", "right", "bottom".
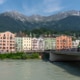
{"left": 0, "top": 60, "right": 80, "bottom": 80}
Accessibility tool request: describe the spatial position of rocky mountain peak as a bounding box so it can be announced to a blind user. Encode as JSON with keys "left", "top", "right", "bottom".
{"left": 0, "top": 10, "right": 80, "bottom": 22}
{"left": 1, "top": 11, "right": 28, "bottom": 22}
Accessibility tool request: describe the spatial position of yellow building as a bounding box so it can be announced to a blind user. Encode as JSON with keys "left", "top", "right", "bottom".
{"left": 22, "top": 37, "right": 32, "bottom": 51}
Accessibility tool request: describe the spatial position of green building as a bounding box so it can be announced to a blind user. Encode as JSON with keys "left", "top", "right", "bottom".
{"left": 44, "top": 36, "right": 56, "bottom": 50}
{"left": 15, "top": 37, "right": 23, "bottom": 52}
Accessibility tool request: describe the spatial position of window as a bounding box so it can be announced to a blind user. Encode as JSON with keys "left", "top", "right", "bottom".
{"left": 3, "top": 47, "right": 5, "bottom": 49}
{"left": 10, "top": 35, "right": 13, "bottom": 39}
{"left": 10, "top": 47, "right": 12, "bottom": 49}
{"left": 63, "top": 39, "right": 66, "bottom": 42}
{"left": 10, "top": 44, "right": 12, "bottom": 46}
{"left": 61, "top": 46, "right": 62, "bottom": 48}
{"left": 3, "top": 44, "right": 5, "bottom": 46}
{"left": 3, "top": 34, "right": 6, "bottom": 39}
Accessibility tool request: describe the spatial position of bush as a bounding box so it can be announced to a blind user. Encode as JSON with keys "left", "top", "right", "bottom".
{"left": 0, "top": 52, "right": 40, "bottom": 59}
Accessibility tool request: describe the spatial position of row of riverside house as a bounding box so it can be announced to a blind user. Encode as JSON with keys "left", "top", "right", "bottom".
{"left": 0, "top": 31, "right": 80, "bottom": 53}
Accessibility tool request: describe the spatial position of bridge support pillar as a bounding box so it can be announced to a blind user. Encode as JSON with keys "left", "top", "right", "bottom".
{"left": 49, "top": 52, "right": 59, "bottom": 61}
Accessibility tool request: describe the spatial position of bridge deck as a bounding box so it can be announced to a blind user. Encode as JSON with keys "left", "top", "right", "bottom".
{"left": 49, "top": 51, "right": 80, "bottom": 56}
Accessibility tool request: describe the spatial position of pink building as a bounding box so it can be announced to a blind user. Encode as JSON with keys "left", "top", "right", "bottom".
{"left": 56, "top": 35, "right": 72, "bottom": 51}
{"left": 0, "top": 31, "right": 15, "bottom": 53}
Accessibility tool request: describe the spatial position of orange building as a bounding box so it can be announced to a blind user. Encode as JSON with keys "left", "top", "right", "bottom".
{"left": 56, "top": 35, "right": 72, "bottom": 50}
{"left": 0, "top": 31, "right": 15, "bottom": 53}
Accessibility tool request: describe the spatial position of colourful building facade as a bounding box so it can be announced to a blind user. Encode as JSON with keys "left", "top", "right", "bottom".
{"left": 22, "top": 37, "right": 32, "bottom": 51}
{"left": 32, "top": 37, "right": 44, "bottom": 51}
{"left": 44, "top": 36, "right": 56, "bottom": 50}
{"left": 0, "top": 31, "right": 15, "bottom": 53}
{"left": 15, "top": 37, "right": 23, "bottom": 52}
{"left": 32, "top": 38, "right": 38, "bottom": 51}
{"left": 72, "top": 40, "right": 80, "bottom": 51}
{"left": 38, "top": 37, "right": 44, "bottom": 51}
{"left": 56, "top": 35, "right": 72, "bottom": 50}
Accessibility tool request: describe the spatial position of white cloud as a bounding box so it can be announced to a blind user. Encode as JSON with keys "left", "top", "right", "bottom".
{"left": 0, "top": 0, "right": 6, "bottom": 5}
{"left": 22, "top": 0, "right": 63, "bottom": 15}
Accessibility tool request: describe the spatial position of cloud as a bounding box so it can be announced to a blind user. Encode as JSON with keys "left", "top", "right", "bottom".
{"left": 22, "top": 0, "right": 63, "bottom": 15}
{"left": 0, "top": 0, "right": 6, "bottom": 5}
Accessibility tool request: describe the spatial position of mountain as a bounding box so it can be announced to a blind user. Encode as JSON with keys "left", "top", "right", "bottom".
{"left": 46, "top": 10, "right": 80, "bottom": 21}
{"left": 0, "top": 10, "right": 80, "bottom": 32}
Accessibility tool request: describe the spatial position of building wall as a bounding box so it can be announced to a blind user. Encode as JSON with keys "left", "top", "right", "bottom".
{"left": 38, "top": 37, "right": 44, "bottom": 51}
{"left": 22, "top": 37, "right": 32, "bottom": 51}
{"left": 53, "top": 38, "right": 56, "bottom": 50}
{"left": 32, "top": 38, "right": 38, "bottom": 50}
{"left": 44, "top": 37, "right": 56, "bottom": 50}
{"left": 72, "top": 40, "right": 80, "bottom": 51}
{"left": 0, "top": 31, "right": 15, "bottom": 53}
{"left": 32, "top": 37, "right": 44, "bottom": 51}
{"left": 15, "top": 37, "right": 22, "bottom": 52}
{"left": 56, "top": 35, "right": 72, "bottom": 50}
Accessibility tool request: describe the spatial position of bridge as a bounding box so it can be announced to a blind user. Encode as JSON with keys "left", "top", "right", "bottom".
{"left": 23, "top": 50, "right": 80, "bottom": 61}
{"left": 46, "top": 51, "right": 80, "bottom": 61}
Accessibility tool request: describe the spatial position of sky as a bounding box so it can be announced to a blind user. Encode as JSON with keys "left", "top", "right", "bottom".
{"left": 0, "top": 0, "right": 80, "bottom": 16}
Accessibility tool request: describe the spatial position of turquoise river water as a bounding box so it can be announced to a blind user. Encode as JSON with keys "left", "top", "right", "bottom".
{"left": 0, "top": 60, "right": 80, "bottom": 80}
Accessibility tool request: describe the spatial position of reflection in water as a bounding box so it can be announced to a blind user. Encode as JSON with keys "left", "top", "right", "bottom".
{"left": 0, "top": 60, "right": 80, "bottom": 80}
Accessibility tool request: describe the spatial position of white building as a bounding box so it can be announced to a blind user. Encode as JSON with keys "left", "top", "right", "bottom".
{"left": 32, "top": 38, "right": 39, "bottom": 51}
{"left": 72, "top": 40, "right": 80, "bottom": 51}
{"left": 32, "top": 37, "right": 44, "bottom": 51}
